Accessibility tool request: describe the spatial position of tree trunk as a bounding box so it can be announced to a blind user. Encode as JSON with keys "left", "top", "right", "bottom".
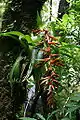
{"left": 58, "top": 0, "right": 69, "bottom": 18}
{"left": 0, "top": 0, "right": 46, "bottom": 119}
{"left": 2, "top": 0, "right": 46, "bottom": 33}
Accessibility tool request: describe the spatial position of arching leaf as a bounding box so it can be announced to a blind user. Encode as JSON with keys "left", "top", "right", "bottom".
{"left": 36, "top": 113, "right": 45, "bottom": 120}
{"left": 19, "top": 117, "right": 37, "bottom": 120}
{"left": 10, "top": 55, "right": 23, "bottom": 83}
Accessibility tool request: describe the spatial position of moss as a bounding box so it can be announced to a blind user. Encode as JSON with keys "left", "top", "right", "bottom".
{"left": 2, "top": 0, "right": 46, "bottom": 33}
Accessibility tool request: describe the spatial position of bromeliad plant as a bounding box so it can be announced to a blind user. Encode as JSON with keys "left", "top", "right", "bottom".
{"left": 31, "top": 29, "right": 63, "bottom": 105}
{"left": 0, "top": 29, "right": 63, "bottom": 119}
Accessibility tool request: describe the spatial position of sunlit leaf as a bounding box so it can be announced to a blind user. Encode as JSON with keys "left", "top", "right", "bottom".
{"left": 0, "top": 31, "right": 24, "bottom": 38}
{"left": 0, "top": 31, "right": 30, "bottom": 51}
{"left": 25, "top": 35, "right": 33, "bottom": 43}
{"left": 0, "top": 31, "right": 33, "bottom": 45}
{"left": 19, "top": 117, "right": 37, "bottom": 120}
{"left": 62, "top": 14, "right": 68, "bottom": 26}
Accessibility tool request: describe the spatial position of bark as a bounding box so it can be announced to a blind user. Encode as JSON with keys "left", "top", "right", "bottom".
{"left": 2, "top": 0, "right": 46, "bottom": 33}
{"left": 58, "top": 0, "right": 69, "bottom": 18}
{"left": 0, "top": 0, "right": 46, "bottom": 119}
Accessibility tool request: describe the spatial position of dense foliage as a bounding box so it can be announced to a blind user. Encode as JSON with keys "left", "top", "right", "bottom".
{"left": 0, "top": 0, "right": 80, "bottom": 120}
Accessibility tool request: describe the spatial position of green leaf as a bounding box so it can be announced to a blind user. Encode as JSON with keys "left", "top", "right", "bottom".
{"left": 19, "top": 117, "right": 37, "bottom": 120}
{"left": 0, "top": 31, "right": 24, "bottom": 37}
{"left": 37, "top": 11, "right": 43, "bottom": 27}
{"left": 47, "top": 110, "right": 59, "bottom": 120}
{"left": 25, "top": 35, "right": 33, "bottom": 43}
{"left": 36, "top": 113, "right": 46, "bottom": 120}
{"left": 0, "top": 31, "right": 29, "bottom": 50}
{"left": 23, "top": 48, "right": 38, "bottom": 81}
{"left": 7, "top": 31, "right": 24, "bottom": 36}
{"left": 10, "top": 56, "right": 23, "bottom": 83}
{"left": 2, "top": 31, "right": 31, "bottom": 53}
{"left": 70, "top": 93, "right": 80, "bottom": 101}
{"left": 62, "top": 14, "right": 68, "bottom": 26}
{"left": 66, "top": 102, "right": 77, "bottom": 107}
{"left": 65, "top": 105, "right": 80, "bottom": 115}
